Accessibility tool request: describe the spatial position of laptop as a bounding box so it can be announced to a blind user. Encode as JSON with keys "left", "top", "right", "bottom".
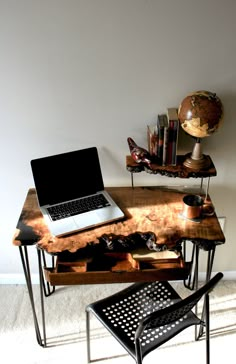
{"left": 30, "top": 147, "right": 125, "bottom": 237}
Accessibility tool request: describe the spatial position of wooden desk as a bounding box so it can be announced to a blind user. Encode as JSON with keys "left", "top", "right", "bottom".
{"left": 13, "top": 186, "right": 225, "bottom": 347}
{"left": 14, "top": 186, "right": 224, "bottom": 252}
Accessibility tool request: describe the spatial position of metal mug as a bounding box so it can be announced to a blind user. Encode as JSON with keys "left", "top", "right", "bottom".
{"left": 182, "top": 194, "right": 215, "bottom": 219}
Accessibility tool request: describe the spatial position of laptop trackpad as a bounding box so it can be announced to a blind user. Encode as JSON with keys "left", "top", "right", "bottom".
{"left": 50, "top": 218, "right": 78, "bottom": 236}
{"left": 74, "top": 213, "right": 100, "bottom": 229}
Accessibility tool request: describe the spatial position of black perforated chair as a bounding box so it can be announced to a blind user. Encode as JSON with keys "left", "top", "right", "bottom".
{"left": 86, "top": 272, "right": 223, "bottom": 364}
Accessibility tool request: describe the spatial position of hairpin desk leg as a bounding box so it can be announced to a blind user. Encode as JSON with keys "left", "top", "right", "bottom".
{"left": 19, "top": 246, "right": 43, "bottom": 346}
{"left": 37, "top": 248, "right": 47, "bottom": 347}
{"left": 196, "top": 246, "right": 216, "bottom": 340}
{"left": 182, "top": 241, "right": 215, "bottom": 341}
{"left": 183, "top": 241, "right": 198, "bottom": 291}
{"left": 41, "top": 250, "right": 55, "bottom": 297}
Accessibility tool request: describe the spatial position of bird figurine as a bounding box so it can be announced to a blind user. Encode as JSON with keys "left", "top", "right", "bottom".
{"left": 127, "top": 137, "right": 152, "bottom": 166}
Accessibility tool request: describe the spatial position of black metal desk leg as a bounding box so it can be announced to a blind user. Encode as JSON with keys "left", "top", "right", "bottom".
{"left": 196, "top": 246, "right": 216, "bottom": 340}
{"left": 206, "top": 247, "right": 216, "bottom": 282}
{"left": 41, "top": 250, "right": 55, "bottom": 297}
{"left": 37, "top": 248, "right": 47, "bottom": 347}
{"left": 19, "top": 246, "right": 43, "bottom": 346}
{"left": 184, "top": 241, "right": 199, "bottom": 291}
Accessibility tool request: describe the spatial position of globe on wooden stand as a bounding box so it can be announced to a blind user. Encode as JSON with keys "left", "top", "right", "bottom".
{"left": 178, "top": 90, "right": 224, "bottom": 170}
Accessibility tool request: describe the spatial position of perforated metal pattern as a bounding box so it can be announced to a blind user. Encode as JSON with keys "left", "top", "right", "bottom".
{"left": 87, "top": 273, "right": 223, "bottom": 363}
{"left": 101, "top": 281, "right": 186, "bottom": 347}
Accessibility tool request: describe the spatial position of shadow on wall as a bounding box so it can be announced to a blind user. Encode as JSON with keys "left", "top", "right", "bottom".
{"left": 209, "top": 184, "right": 236, "bottom": 216}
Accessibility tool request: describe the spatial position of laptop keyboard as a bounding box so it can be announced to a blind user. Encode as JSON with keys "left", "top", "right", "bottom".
{"left": 47, "top": 194, "right": 111, "bottom": 221}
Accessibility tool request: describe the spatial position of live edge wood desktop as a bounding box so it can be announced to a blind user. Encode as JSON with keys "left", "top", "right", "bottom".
{"left": 13, "top": 176, "right": 225, "bottom": 346}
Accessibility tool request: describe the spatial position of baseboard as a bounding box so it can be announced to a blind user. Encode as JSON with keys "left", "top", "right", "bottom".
{"left": 199, "top": 271, "right": 236, "bottom": 281}
{"left": 0, "top": 273, "right": 40, "bottom": 284}
{"left": 0, "top": 271, "right": 235, "bottom": 285}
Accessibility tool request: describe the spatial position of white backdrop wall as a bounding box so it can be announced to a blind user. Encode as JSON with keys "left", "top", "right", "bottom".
{"left": 1, "top": 0, "right": 236, "bottom": 281}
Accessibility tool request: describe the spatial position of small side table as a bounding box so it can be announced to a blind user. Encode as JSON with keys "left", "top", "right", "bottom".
{"left": 126, "top": 154, "right": 217, "bottom": 199}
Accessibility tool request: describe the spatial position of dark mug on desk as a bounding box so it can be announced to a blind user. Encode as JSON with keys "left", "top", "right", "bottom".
{"left": 182, "top": 194, "right": 215, "bottom": 219}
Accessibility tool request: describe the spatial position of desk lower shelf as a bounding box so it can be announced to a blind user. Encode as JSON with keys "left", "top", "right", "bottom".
{"left": 44, "top": 252, "right": 191, "bottom": 285}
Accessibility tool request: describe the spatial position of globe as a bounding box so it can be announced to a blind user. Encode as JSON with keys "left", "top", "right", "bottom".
{"left": 178, "top": 90, "right": 224, "bottom": 169}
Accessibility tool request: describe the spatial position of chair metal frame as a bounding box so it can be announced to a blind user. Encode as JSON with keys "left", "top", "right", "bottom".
{"left": 86, "top": 272, "right": 223, "bottom": 364}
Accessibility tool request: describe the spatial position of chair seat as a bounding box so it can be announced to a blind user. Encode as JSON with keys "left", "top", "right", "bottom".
{"left": 87, "top": 281, "right": 201, "bottom": 359}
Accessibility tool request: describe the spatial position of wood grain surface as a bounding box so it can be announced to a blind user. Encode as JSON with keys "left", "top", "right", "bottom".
{"left": 13, "top": 187, "right": 225, "bottom": 254}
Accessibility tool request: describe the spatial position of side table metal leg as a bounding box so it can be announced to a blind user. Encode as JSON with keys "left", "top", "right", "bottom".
{"left": 19, "top": 246, "right": 43, "bottom": 346}
{"left": 205, "top": 177, "right": 211, "bottom": 201}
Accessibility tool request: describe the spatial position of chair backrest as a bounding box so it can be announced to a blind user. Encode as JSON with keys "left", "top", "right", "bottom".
{"left": 136, "top": 272, "right": 223, "bottom": 337}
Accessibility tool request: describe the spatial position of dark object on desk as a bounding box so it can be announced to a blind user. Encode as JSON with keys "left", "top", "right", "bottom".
{"left": 99, "top": 231, "right": 158, "bottom": 251}
{"left": 127, "top": 137, "right": 152, "bottom": 166}
{"left": 58, "top": 231, "right": 159, "bottom": 262}
{"left": 86, "top": 272, "right": 223, "bottom": 364}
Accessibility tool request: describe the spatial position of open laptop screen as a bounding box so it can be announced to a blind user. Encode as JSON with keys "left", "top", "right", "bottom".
{"left": 31, "top": 147, "right": 104, "bottom": 206}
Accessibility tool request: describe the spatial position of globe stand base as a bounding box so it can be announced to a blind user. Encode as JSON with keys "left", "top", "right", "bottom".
{"left": 183, "top": 153, "right": 211, "bottom": 170}
{"left": 183, "top": 140, "right": 211, "bottom": 170}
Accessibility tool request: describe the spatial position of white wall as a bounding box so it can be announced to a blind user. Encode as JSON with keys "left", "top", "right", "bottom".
{"left": 1, "top": 0, "right": 235, "bottom": 281}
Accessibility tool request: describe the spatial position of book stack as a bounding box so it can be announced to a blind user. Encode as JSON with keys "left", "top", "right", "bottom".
{"left": 157, "top": 108, "right": 179, "bottom": 166}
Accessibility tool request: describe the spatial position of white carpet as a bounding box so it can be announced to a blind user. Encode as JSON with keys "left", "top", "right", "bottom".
{"left": 1, "top": 280, "right": 236, "bottom": 364}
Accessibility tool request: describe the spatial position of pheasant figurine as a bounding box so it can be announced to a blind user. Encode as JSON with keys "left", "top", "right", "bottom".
{"left": 127, "top": 137, "right": 152, "bottom": 166}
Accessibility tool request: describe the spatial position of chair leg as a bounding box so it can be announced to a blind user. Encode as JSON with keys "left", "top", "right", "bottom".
{"left": 86, "top": 310, "right": 91, "bottom": 363}
{"left": 205, "top": 294, "right": 210, "bottom": 364}
{"left": 135, "top": 339, "right": 143, "bottom": 364}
